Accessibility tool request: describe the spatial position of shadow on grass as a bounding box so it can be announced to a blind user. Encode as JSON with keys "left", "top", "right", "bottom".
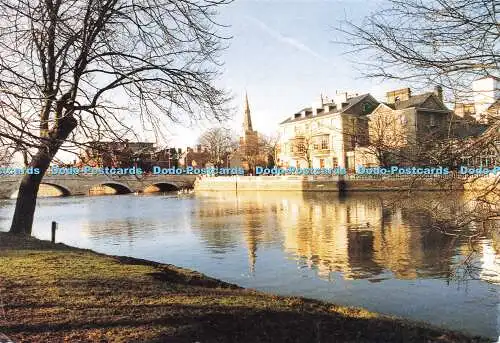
{"left": 0, "top": 232, "right": 490, "bottom": 343}
{"left": 2, "top": 302, "right": 487, "bottom": 343}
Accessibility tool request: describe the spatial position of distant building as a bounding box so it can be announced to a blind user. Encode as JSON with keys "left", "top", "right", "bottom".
{"left": 153, "top": 147, "right": 182, "bottom": 168}
{"left": 78, "top": 141, "right": 156, "bottom": 168}
{"left": 458, "top": 123, "right": 499, "bottom": 168}
{"left": 472, "top": 76, "right": 500, "bottom": 122}
{"left": 240, "top": 93, "right": 259, "bottom": 160}
{"left": 229, "top": 93, "right": 269, "bottom": 173}
{"left": 78, "top": 141, "right": 182, "bottom": 171}
{"left": 179, "top": 145, "right": 211, "bottom": 168}
{"left": 454, "top": 76, "right": 500, "bottom": 123}
{"left": 277, "top": 91, "right": 379, "bottom": 170}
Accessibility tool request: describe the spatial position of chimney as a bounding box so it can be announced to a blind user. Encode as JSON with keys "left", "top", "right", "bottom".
{"left": 196, "top": 144, "right": 202, "bottom": 153}
{"left": 334, "top": 91, "right": 348, "bottom": 108}
{"left": 434, "top": 85, "right": 443, "bottom": 103}
{"left": 386, "top": 88, "right": 411, "bottom": 103}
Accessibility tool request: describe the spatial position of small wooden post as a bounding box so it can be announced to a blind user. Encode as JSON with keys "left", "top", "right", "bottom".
{"left": 51, "top": 221, "right": 57, "bottom": 243}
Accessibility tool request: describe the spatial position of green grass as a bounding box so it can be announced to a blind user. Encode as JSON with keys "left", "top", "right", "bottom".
{"left": 0, "top": 232, "right": 489, "bottom": 342}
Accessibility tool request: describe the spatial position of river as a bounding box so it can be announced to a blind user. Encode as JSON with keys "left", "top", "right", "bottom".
{"left": 0, "top": 191, "right": 498, "bottom": 339}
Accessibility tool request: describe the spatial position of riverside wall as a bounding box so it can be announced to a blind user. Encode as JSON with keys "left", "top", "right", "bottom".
{"left": 194, "top": 175, "right": 468, "bottom": 192}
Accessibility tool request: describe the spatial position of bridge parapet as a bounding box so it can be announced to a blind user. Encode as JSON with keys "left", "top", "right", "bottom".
{"left": 0, "top": 174, "right": 197, "bottom": 198}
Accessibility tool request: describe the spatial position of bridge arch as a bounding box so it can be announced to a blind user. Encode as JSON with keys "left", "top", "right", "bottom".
{"left": 143, "top": 182, "right": 180, "bottom": 193}
{"left": 41, "top": 183, "right": 72, "bottom": 197}
{"left": 10, "top": 183, "right": 71, "bottom": 198}
{"left": 88, "top": 182, "right": 133, "bottom": 196}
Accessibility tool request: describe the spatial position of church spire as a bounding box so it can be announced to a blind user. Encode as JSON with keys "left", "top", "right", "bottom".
{"left": 243, "top": 92, "right": 253, "bottom": 132}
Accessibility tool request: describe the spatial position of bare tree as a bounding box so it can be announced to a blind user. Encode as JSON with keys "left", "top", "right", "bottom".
{"left": 258, "top": 132, "right": 280, "bottom": 167}
{"left": 0, "top": 148, "right": 11, "bottom": 167}
{"left": 0, "top": 0, "right": 232, "bottom": 235}
{"left": 355, "top": 113, "right": 408, "bottom": 167}
{"left": 338, "top": 0, "right": 499, "bottom": 97}
{"left": 198, "top": 127, "right": 237, "bottom": 168}
{"left": 338, "top": 0, "right": 499, "bottom": 246}
{"left": 291, "top": 134, "right": 314, "bottom": 168}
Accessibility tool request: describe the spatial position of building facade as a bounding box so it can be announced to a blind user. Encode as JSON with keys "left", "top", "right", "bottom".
{"left": 179, "top": 145, "right": 211, "bottom": 168}
{"left": 454, "top": 76, "right": 499, "bottom": 123}
{"left": 354, "top": 87, "right": 452, "bottom": 167}
{"left": 277, "top": 92, "right": 379, "bottom": 170}
{"left": 472, "top": 76, "right": 500, "bottom": 122}
{"left": 77, "top": 141, "right": 182, "bottom": 171}
{"left": 78, "top": 141, "right": 157, "bottom": 168}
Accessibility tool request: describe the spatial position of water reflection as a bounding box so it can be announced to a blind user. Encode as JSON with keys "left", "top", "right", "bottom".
{"left": 0, "top": 191, "right": 498, "bottom": 338}
{"left": 193, "top": 191, "right": 498, "bottom": 284}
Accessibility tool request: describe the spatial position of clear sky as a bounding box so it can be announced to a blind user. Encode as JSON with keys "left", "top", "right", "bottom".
{"left": 167, "top": 0, "right": 406, "bottom": 148}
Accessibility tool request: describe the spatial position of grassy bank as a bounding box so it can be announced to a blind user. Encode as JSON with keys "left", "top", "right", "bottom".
{"left": 0, "top": 232, "right": 489, "bottom": 342}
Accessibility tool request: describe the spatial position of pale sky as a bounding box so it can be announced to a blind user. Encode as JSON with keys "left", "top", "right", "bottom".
{"left": 166, "top": 0, "right": 405, "bottom": 148}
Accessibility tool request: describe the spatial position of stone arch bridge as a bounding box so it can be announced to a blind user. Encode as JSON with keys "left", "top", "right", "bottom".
{"left": 0, "top": 174, "right": 197, "bottom": 199}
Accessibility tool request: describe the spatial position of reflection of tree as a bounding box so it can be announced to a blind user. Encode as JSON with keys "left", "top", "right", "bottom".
{"left": 192, "top": 201, "right": 265, "bottom": 273}
{"left": 191, "top": 206, "right": 239, "bottom": 255}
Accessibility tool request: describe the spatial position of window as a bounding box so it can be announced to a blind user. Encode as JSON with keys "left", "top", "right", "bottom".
{"left": 362, "top": 102, "right": 372, "bottom": 114}
{"left": 332, "top": 157, "right": 338, "bottom": 167}
{"left": 429, "top": 115, "right": 436, "bottom": 127}
{"left": 298, "top": 144, "right": 306, "bottom": 153}
{"left": 321, "top": 135, "right": 329, "bottom": 150}
{"left": 400, "top": 115, "right": 407, "bottom": 126}
{"left": 313, "top": 138, "right": 319, "bottom": 150}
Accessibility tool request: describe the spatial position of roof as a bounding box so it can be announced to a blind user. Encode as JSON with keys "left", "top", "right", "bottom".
{"left": 391, "top": 92, "right": 433, "bottom": 110}
{"left": 279, "top": 93, "right": 373, "bottom": 125}
{"left": 381, "top": 92, "right": 450, "bottom": 113}
{"left": 475, "top": 75, "right": 500, "bottom": 82}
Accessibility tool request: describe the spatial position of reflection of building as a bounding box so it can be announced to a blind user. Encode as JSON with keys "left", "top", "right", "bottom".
{"left": 479, "top": 241, "right": 500, "bottom": 284}
{"left": 277, "top": 92, "right": 379, "bottom": 170}
{"left": 280, "top": 194, "right": 463, "bottom": 280}
{"left": 190, "top": 192, "right": 484, "bottom": 282}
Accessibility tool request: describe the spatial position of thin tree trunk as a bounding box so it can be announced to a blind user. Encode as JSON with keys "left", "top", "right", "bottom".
{"left": 9, "top": 114, "right": 77, "bottom": 235}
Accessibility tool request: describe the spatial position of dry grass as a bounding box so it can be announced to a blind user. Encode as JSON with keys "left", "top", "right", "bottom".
{"left": 0, "top": 232, "right": 489, "bottom": 343}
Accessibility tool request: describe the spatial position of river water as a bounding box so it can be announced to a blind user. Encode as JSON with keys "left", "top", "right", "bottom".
{"left": 0, "top": 191, "right": 498, "bottom": 340}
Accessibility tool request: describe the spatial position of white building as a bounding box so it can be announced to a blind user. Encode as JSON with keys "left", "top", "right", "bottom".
{"left": 472, "top": 76, "right": 500, "bottom": 122}
{"left": 277, "top": 92, "right": 379, "bottom": 170}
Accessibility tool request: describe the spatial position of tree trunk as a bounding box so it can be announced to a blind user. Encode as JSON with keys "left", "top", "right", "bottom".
{"left": 9, "top": 114, "right": 77, "bottom": 235}
{"left": 9, "top": 153, "right": 50, "bottom": 235}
